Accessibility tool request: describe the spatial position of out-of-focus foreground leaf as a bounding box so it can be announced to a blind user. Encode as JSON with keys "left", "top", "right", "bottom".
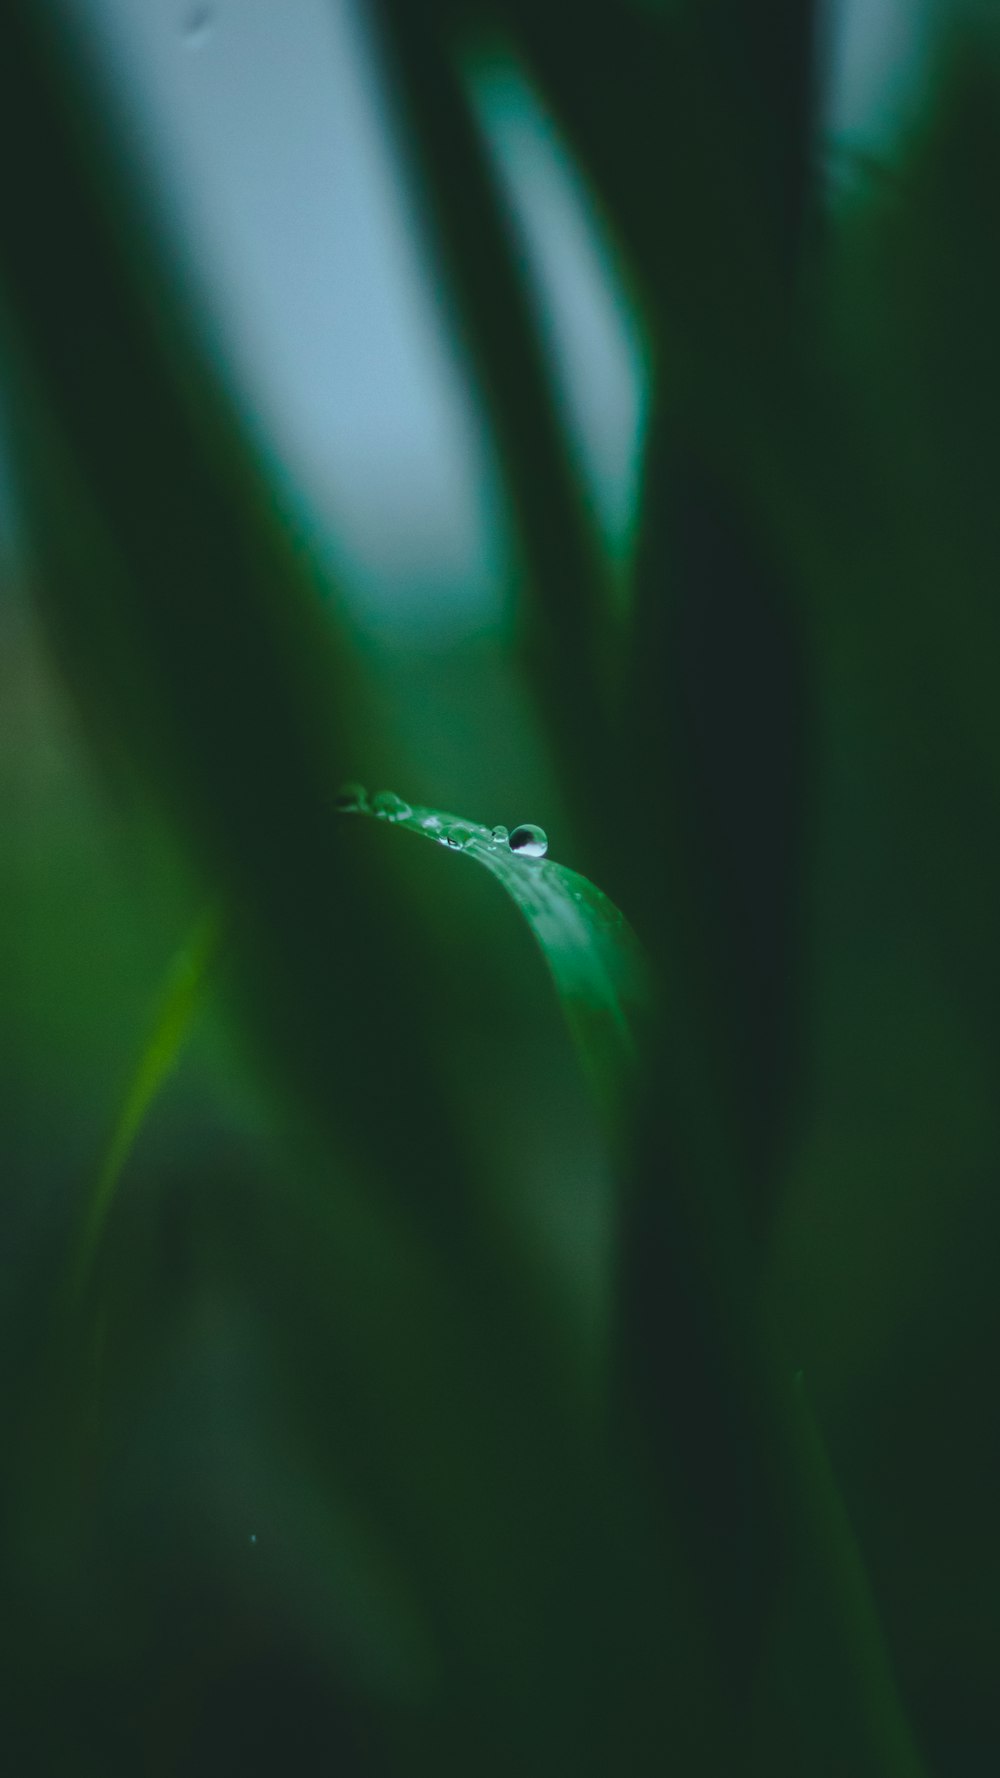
{"left": 69, "top": 907, "right": 223, "bottom": 1303}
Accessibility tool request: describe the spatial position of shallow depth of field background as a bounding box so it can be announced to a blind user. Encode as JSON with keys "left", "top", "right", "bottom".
{"left": 1, "top": 2, "right": 998, "bottom": 1774}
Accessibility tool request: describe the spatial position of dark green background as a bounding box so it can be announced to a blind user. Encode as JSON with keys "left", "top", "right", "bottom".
{"left": 1, "top": 3, "right": 997, "bottom": 1772}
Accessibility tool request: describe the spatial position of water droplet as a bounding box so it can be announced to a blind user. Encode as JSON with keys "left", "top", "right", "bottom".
{"left": 422, "top": 814, "right": 443, "bottom": 832}
{"left": 182, "top": 4, "right": 214, "bottom": 44}
{"left": 508, "top": 823, "right": 548, "bottom": 859}
{"left": 443, "top": 824, "right": 473, "bottom": 849}
{"left": 334, "top": 781, "right": 368, "bottom": 813}
{"left": 248, "top": 1532, "right": 257, "bottom": 1545}
{"left": 490, "top": 825, "right": 509, "bottom": 844}
{"left": 372, "top": 791, "right": 412, "bottom": 822}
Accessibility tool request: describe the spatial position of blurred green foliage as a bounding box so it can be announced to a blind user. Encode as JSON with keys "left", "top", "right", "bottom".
{"left": 1, "top": 1, "right": 999, "bottom": 1773}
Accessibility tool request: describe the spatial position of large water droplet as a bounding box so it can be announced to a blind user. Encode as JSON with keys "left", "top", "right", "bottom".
{"left": 372, "top": 791, "right": 412, "bottom": 822}
{"left": 335, "top": 781, "right": 368, "bottom": 813}
{"left": 508, "top": 823, "right": 548, "bottom": 859}
{"left": 490, "top": 825, "right": 509, "bottom": 844}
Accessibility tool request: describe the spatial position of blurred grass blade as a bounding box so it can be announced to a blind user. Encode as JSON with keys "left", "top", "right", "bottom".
{"left": 786, "top": 1373, "right": 931, "bottom": 1778}
{"left": 617, "top": 1085, "right": 932, "bottom": 1776}
{"left": 626, "top": 429, "right": 811, "bottom": 1233}
{"left": 367, "top": 0, "right": 618, "bottom": 869}
{"left": 349, "top": 797, "right": 649, "bottom": 1117}
{"left": 0, "top": 1, "right": 477, "bottom": 1245}
{"left": 70, "top": 907, "right": 222, "bottom": 1302}
{"left": 617, "top": 0, "right": 816, "bottom": 1231}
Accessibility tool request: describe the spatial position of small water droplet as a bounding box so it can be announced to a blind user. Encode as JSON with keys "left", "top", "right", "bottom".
{"left": 508, "top": 823, "right": 548, "bottom": 859}
{"left": 248, "top": 1532, "right": 257, "bottom": 1545}
{"left": 182, "top": 4, "right": 214, "bottom": 44}
{"left": 335, "top": 781, "right": 367, "bottom": 813}
{"left": 443, "top": 824, "right": 473, "bottom": 849}
{"left": 490, "top": 825, "right": 509, "bottom": 844}
{"left": 372, "top": 790, "right": 412, "bottom": 822}
{"left": 422, "top": 814, "right": 443, "bottom": 831}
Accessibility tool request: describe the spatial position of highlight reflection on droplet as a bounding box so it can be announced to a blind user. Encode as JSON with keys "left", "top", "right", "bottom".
{"left": 508, "top": 823, "right": 548, "bottom": 859}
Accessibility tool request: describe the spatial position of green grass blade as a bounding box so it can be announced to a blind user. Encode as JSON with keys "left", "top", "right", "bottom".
{"left": 69, "top": 906, "right": 222, "bottom": 1301}
{"left": 346, "top": 795, "right": 650, "bottom": 1120}
{"left": 68, "top": 784, "right": 648, "bottom": 1301}
{"left": 786, "top": 1372, "right": 930, "bottom": 1778}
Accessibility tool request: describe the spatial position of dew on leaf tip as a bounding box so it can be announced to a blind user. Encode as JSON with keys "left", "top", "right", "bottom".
{"left": 372, "top": 791, "right": 412, "bottom": 822}
{"left": 508, "top": 823, "right": 548, "bottom": 859}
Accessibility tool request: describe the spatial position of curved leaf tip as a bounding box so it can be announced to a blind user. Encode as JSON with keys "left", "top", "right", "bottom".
{"left": 343, "top": 790, "right": 650, "bottom": 1116}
